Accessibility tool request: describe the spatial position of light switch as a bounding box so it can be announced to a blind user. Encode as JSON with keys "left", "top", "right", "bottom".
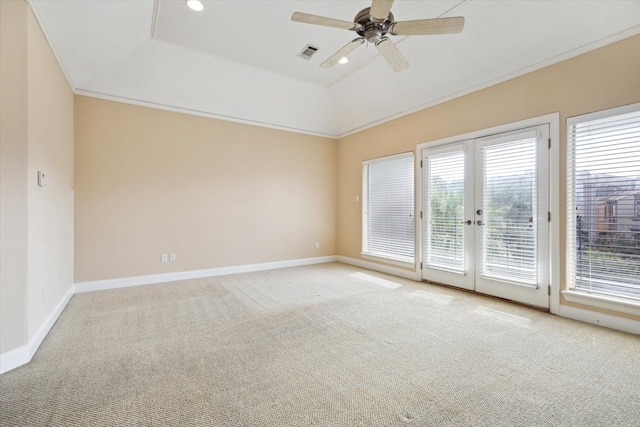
{"left": 38, "top": 171, "right": 46, "bottom": 187}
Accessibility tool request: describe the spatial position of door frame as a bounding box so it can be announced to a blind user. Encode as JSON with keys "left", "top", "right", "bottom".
{"left": 415, "top": 113, "right": 560, "bottom": 314}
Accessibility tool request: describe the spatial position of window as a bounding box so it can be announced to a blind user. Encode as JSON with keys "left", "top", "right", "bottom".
{"left": 425, "top": 148, "right": 465, "bottom": 272}
{"left": 362, "top": 152, "right": 415, "bottom": 265}
{"left": 567, "top": 103, "right": 640, "bottom": 301}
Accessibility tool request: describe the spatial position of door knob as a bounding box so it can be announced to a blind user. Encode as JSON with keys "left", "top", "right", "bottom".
{"left": 476, "top": 209, "right": 482, "bottom": 215}
{"left": 476, "top": 220, "right": 483, "bottom": 226}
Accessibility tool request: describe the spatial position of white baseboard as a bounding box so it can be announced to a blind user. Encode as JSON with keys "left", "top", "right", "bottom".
{"left": 337, "top": 255, "right": 420, "bottom": 281}
{"left": 0, "top": 345, "right": 30, "bottom": 375}
{"left": 558, "top": 304, "right": 640, "bottom": 335}
{"left": 0, "top": 284, "right": 75, "bottom": 375}
{"left": 75, "top": 256, "right": 338, "bottom": 293}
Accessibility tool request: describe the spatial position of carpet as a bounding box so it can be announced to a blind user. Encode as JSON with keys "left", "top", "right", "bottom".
{"left": 1, "top": 262, "right": 638, "bottom": 426}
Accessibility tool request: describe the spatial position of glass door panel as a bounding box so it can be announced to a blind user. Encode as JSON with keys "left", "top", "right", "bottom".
{"left": 474, "top": 127, "right": 549, "bottom": 308}
{"left": 479, "top": 135, "right": 537, "bottom": 284}
{"left": 422, "top": 144, "right": 474, "bottom": 290}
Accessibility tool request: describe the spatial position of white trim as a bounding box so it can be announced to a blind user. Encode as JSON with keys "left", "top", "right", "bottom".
{"left": 337, "top": 255, "right": 421, "bottom": 281}
{"left": 416, "top": 114, "right": 559, "bottom": 151}
{"left": 28, "top": 284, "right": 75, "bottom": 359}
{"left": 0, "top": 345, "right": 30, "bottom": 375}
{"left": 561, "top": 290, "right": 640, "bottom": 317}
{"left": 567, "top": 102, "right": 640, "bottom": 126}
{"left": 414, "top": 146, "right": 423, "bottom": 285}
{"left": 360, "top": 253, "right": 415, "bottom": 270}
{"left": 362, "top": 151, "right": 414, "bottom": 165}
{"left": 0, "top": 284, "right": 75, "bottom": 374}
{"left": 558, "top": 303, "right": 640, "bottom": 335}
{"left": 75, "top": 256, "right": 337, "bottom": 293}
{"left": 548, "top": 114, "right": 560, "bottom": 315}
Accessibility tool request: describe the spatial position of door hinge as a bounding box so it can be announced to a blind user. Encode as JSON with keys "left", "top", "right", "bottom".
{"left": 548, "top": 285, "right": 551, "bottom": 296}
{"left": 548, "top": 212, "right": 551, "bottom": 222}
{"left": 420, "top": 262, "right": 423, "bottom": 269}
{"left": 548, "top": 138, "right": 551, "bottom": 149}
{"left": 420, "top": 160, "right": 423, "bottom": 168}
{"left": 420, "top": 211, "right": 423, "bottom": 219}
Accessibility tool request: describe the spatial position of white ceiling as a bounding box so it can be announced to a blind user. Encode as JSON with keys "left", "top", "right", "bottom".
{"left": 29, "top": 0, "right": 640, "bottom": 138}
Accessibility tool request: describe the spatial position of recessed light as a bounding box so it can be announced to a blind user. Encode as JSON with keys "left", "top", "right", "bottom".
{"left": 338, "top": 57, "right": 349, "bottom": 65}
{"left": 186, "top": 0, "right": 204, "bottom": 12}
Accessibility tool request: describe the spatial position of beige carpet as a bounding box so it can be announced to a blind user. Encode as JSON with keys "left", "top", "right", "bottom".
{"left": 1, "top": 262, "right": 639, "bottom": 426}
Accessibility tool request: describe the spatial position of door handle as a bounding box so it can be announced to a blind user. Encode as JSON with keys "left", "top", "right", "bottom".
{"left": 461, "top": 220, "right": 472, "bottom": 225}
{"left": 476, "top": 220, "right": 483, "bottom": 226}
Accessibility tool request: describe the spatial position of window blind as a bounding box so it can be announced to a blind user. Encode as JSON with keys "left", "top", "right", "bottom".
{"left": 362, "top": 153, "right": 415, "bottom": 263}
{"left": 567, "top": 104, "right": 640, "bottom": 300}
{"left": 425, "top": 150, "right": 465, "bottom": 271}
{"left": 480, "top": 135, "right": 538, "bottom": 284}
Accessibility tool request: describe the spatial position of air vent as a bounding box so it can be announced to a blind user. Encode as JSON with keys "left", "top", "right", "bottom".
{"left": 297, "top": 44, "right": 319, "bottom": 60}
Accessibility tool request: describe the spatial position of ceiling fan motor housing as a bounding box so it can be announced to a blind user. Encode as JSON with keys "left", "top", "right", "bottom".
{"left": 354, "top": 7, "right": 394, "bottom": 44}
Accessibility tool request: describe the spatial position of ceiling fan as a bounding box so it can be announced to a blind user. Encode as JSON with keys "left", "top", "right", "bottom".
{"left": 291, "top": 0, "right": 465, "bottom": 72}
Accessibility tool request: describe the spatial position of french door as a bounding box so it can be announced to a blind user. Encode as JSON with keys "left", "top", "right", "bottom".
{"left": 422, "top": 125, "right": 549, "bottom": 308}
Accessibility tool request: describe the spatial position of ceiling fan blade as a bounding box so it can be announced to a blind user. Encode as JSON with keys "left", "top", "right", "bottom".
{"left": 370, "top": 0, "right": 394, "bottom": 22}
{"left": 375, "top": 37, "right": 409, "bottom": 72}
{"left": 291, "top": 12, "right": 361, "bottom": 31}
{"left": 321, "top": 38, "right": 365, "bottom": 68}
{"left": 389, "top": 17, "right": 465, "bottom": 35}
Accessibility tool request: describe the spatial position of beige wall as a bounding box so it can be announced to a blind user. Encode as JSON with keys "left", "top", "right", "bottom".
{"left": 0, "top": 0, "right": 29, "bottom": 353}
{"left": 74, "top": 97, "right": 337, "bottom": 282}
{"left": 0, "top": 0, "right": 74, "bottom": 354}
{"left": 337, "top": 35, "right": 640, "bottom": 320}
{"left": 26, "top": 3, "right": 75, "bottom": 338}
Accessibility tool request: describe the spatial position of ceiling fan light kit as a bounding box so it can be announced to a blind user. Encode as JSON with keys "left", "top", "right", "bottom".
{"left": 291, "top": 0, "right": 465, "bottom": 72}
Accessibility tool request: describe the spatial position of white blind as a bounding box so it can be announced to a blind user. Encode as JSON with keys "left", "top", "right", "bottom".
{"left": 567, "top": 104, "right": 640, "bottom": 300}
{"left": 362, "top": 153, "right": 415, "bottom": 263}
{"left": 481, "top": 135, "right": 538, "bottom": 284}
{"left": 425, "top": 150, "right": 465, "bottom": 271}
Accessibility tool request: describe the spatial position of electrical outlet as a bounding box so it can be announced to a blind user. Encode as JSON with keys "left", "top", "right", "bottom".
{"left": 161, "top": 253, "right": 168, "bottom": 262}
{"left": 170, "top": 253, "right": 176, "bottom": 262}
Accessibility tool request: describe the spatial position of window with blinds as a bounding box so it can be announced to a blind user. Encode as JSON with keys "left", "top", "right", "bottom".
{"left": 425, "top": 150, "right": 465, "bottom": 271}
{"left": 480, "top": 134, "right": 538, "bottom": 284}
{"left": 362, "top": 152, "right": 415, "bottom": 264}
{"left": 567, "top": 104, "right": 640, "bottom": 300}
